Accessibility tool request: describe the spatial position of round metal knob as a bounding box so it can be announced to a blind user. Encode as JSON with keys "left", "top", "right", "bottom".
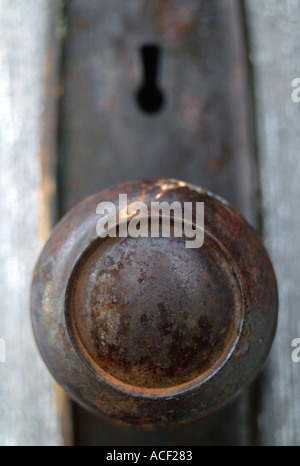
{"left": 31, "top": 179, "right": 278, "bottom": 428}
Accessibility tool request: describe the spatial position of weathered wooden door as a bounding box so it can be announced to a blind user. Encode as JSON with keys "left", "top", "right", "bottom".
{"left": 0, "top": 0, "right": 299, "bottom": 446}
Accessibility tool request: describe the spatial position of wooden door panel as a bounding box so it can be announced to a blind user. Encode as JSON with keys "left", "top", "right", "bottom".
{"left": 1, "top": 0, "right": 299, "bottom": 447}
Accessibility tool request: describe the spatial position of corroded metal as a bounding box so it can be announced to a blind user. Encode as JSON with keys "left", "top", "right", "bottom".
{"left": 31, "top": 179, "right": 278, "bottom": 428}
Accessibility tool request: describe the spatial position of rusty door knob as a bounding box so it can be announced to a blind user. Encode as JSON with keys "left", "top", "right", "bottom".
{"left": 31, "top": 179, "right": 278, "bottom": 428}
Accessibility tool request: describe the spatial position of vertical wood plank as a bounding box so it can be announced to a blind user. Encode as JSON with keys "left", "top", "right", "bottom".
{"left": 246, "top": 0, "right": 300, "bottom": 446}
{"left": 0, "top": 0, "right": 65, "bottom": 446}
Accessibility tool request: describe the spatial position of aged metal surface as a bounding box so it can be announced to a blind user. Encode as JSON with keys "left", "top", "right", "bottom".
{"left": 58, "top": 0, "right": 256, "bottom": 226}
{"left": 0, "top": 0, "right": 64, "bottom": 446}
{"left": 31, "top": 179, "right": 278, "bottom": 429}
{"left": 246, "top": 0, "right": 300, "bottom": 446}
{"left": 70, "top": 234, "right": 240, "bottom": 390}
{"left": 57, "top": 0, "right": 258, "bottom": 445}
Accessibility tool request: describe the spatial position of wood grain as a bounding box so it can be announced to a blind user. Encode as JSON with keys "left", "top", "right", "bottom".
{"left": 0, "top": 0, "right": 64, "bottom": 446}
{"left": 246, "top": 0, "right": 300, "bottom": 446}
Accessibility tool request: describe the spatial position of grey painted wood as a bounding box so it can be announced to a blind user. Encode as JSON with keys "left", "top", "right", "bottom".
{"left": 2, "top": 0, "right": 296, "bottom": 446}
{"left": 0, "top": 0, "right": 63, "bottom": 446}
{"left": 246, "top": 0, "right": 300, "bottom": 446}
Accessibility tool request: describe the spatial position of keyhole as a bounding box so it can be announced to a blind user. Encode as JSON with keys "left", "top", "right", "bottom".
{"left": 136, "top": 45, "right": 165, "bottom": 115}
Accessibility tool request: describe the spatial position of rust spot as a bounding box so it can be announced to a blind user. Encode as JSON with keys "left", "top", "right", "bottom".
{"left": 155, "top": 2, "right": 197, "bottom": 42}
{"left": 208, "top": 157, "right": 223, "bottom": 173}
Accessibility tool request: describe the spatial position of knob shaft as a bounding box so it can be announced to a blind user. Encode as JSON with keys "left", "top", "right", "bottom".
{"left": 31, "top": 179, "right": 278, "bottom": 428}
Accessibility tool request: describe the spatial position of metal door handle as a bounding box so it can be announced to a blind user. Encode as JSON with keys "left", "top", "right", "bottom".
{"left": 31, "top": 179, "right": 278, "bottom": 429}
